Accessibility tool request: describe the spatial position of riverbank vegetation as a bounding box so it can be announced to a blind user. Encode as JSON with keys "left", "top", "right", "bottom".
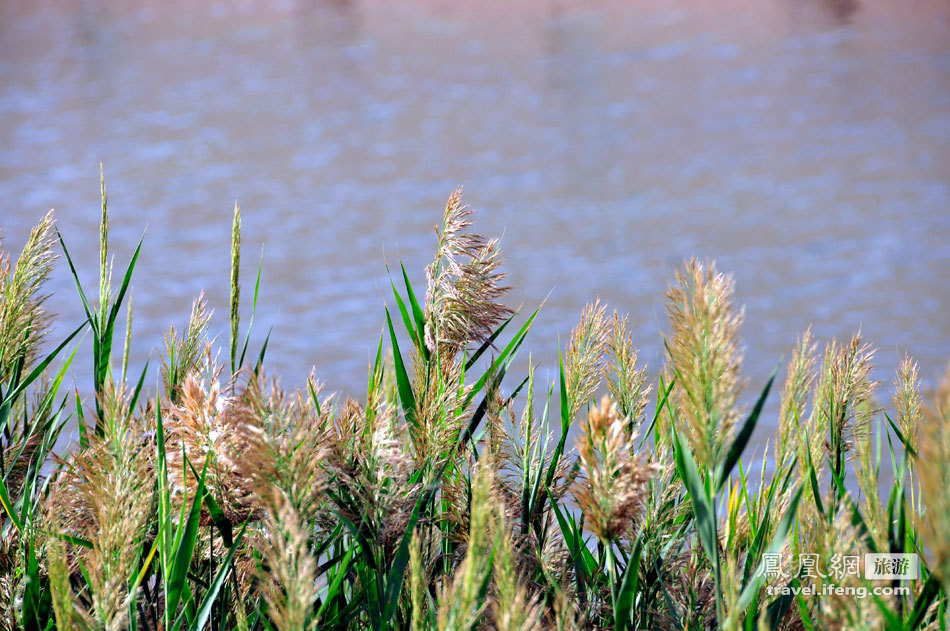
{"left": 1, "top": 179, "right": 948, "bottom": 630}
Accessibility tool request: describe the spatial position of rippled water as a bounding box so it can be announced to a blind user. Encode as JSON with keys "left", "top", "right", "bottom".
{"left": 2, "top": 0, "right": 949, "bottom": 427}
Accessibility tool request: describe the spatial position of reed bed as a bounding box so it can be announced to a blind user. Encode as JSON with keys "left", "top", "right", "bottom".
{"left": 0, "top": 178, "right": 948, "bottom": 631}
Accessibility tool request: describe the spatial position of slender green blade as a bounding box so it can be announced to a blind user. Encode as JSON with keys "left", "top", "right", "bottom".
{"left": 400, "top": 263, "right": 427, "bottom": 356}
{"left": 238, "top": 249, "right": 264, "bottom": 370}
{"left": 389, "top": 274, "right": 420, "bottom": 351}
{"left": 465, "top": 312, "right": 515, "bottom": 370}
{"left": 0, "top": 476, "right": 22, "bottom": 530}
{"left": 55, "top": 230, "right": 95, "bottom": 327}
{"left": 166, "top": 460, "right": 208, "bottom": 619}
{"left": 385, "top": 307, "right": 417, "bottom": 431}
{"left": 673, "top": 431, "right": 717, "bottom": 564}
{"left": 186, "top": 523, "right": 248, "bottom": 631}
{"left": 719, "top": 367, "right": 776, "bottom": 491}
{"left": 614, "top": 536, "right": 642, "bottom": 630}
{"left": 737, "top": 485, "right": 803, "bottom": 611}
{"left": 0, "top": 323, "right": 84, "bottom": 420}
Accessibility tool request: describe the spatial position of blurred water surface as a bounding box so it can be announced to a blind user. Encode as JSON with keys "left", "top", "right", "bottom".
{"left": 1, "top": 0, "right": 949, "bottom": 429}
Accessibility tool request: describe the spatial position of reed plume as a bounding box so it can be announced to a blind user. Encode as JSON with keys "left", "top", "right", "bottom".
{"left": 230, "top": 202, "right": 241, "bottom": 374}
{"left": 231, "top": 375, "right": 332, "bottom": 630}
{"left": 325, "top": 392, "right": 418, "bottom": 562}
{"left": 242, "top": 374, "right": 331, "bottom": 519}
{"left": 807, "top": 511, "right": 875, "bottom": 631}
{"left": 573, "top": 396, "right": 653, "bottom": 542}
{"left": 606, "top": 311, "right": 650, "bottom": 427}
{"left": 496, "top": 360, "right": 545, "bottom": 497}
{"left": 664, "top": 259, "right": 743, "bottom": 469}
{"left": 120, "top": 287, "right": 133, "bottom": 386}
{"left": 0, "top": 576, "right": 13, "bottom": 631}
{"left": 777, "top": 328, "right": 817, "bottom": 470}
{"left": 164, "top": 371, "right": 261, "bottom": 523}
{"left": 255, "top": 488, "right": 319, "bottom": 631}
{"left": 552, "top": 590, "right": 581, "bottom": 631}
{"left": 410, "top": 529, "right": 431, "bottom": 631}
{"left": 410, "top": 349, "right": 470, "bottom": 464}
{"left": 495, "top": 359, "right": 575, "bottom": 572}
{"left": 813, "top": 334, "right": 875, "bottom": 493}
{"left": 1, "top": 379, "right": 56, "bottom": 507}
{"left": 564, "top": 300, "right": 609, "bottom": 421}
{"left": 44, "top": 523, "right": 89, "bottom": 631}
{"left": 160, "top": 293, "right": 212, "bottom": 401}
{"left": 436, "top": 463, "right": 495, "bottom": 631}
{"left": 424, "top": 189, "right": 511, "bottom": 358}
{"left": 98, "top": 165, "right": 110, "bottom": 319}
{"left": 0, "top": 210, "right": 55, "bottom": 383}
{"left": 854, "top": 412, "right": 886, "bottom": 548}
{"left": 893, "top": 353, "right": 922, "bottom": 454}
{"left": 491, "top": 504, "right": 544, "bottom": 631}
{"left": 919, "top": 362, "right": 950, "bottom": 591}
{"left": 46, "top": 383, "right": 154, "bottom": 631}
{"left": 893, "top": 354, "right": 924, "bottom": 528}
{"left": 356, "top": 404, "right": 415, "bottom": 544}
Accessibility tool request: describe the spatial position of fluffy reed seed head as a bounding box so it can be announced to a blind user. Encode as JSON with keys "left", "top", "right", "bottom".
{"left": 165, "top": 371, "right": 262, "bottom": 523}
{"left": 325, "top": 395, "right": 417, "bottom": 555}
{"left": 47, "top": 383, "right": 154, "bottom": 631}
{"left": 410, "top": 347, "right": 470, "bottom": 463}
{"left": 491, "top": 500, "right": 544, "bottom": 631}
{"left": 0, "top": 576, "right": 12, "bottom": 631}
{"left": 0, "top": 210, "right": 55, "bottom": 383}
{"left": 552, "top": 589, "right": 581, "bottom": 631}
{"left": 229, "top": 201, "right": 241, "bottom": 373}
{"left": 574, "top": 396, "right": 654, "bottom": 542}
{"left": 44, "top": 524, "right": 89, "bottom": 631}
{"left": 360, "top": 402, "right": 415, "bottom": 544}
{"left": 0, "top": 374, "right": 53, "bottom": 491}
{"left": 812, "top": 334, "right": 876, "bottom": 474}
{"left": 808, "top": 510, "right": 885, "bottom": 631}
{"left": 499, "top": 359, "right": 540, "bottom": 480}
{"left": 241, "top": 374, "right": 331, "bottom": 519}
{"left": 664, "top": 259, "right": 744, "bottom": 469}
{"left": 98, "top": 164, "right": 109, "bottom": 316}
{"left": 778, "top": 328, "right": 817, "bottom": 470}
{"left": 220, "top": 376, "right": 332, "bottom": 626}
{"left": 437, "top": 463, "right": 495, "bottom": 631}
{"left": 919, "top": 362, "right": 950, "bottom": 590}
{"left": 410, "top": 528, "right": 430, "bottom": 631}
{"left": 564, "top": 300, "right": 609, "bottom": 422}
{"left": 424, "top": 189, "right": 512, "bottom": 359}
{"left": 120, "top": 286, "right": 133, "bottom": 385}
{"left": 854, "top": 412, "right": 887, "bottom": 548}
{"left": 492, "top": 359, "right": 576, "bottom": 557}
{"left": 160, "top": 293, "right": 212, "bottom": 401}
{"left": 606, "top": 311, "right": 651, "bottom": 427}
{"left": 256, "top": 488, "right": 319, "bottom": 631}
{"left": 893, "top": 353, "right": 922, "bottom": 454}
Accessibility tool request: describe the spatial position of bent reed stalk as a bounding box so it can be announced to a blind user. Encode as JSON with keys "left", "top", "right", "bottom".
{"left": 0, "top": 177, "right": 947, "bottom": 631}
